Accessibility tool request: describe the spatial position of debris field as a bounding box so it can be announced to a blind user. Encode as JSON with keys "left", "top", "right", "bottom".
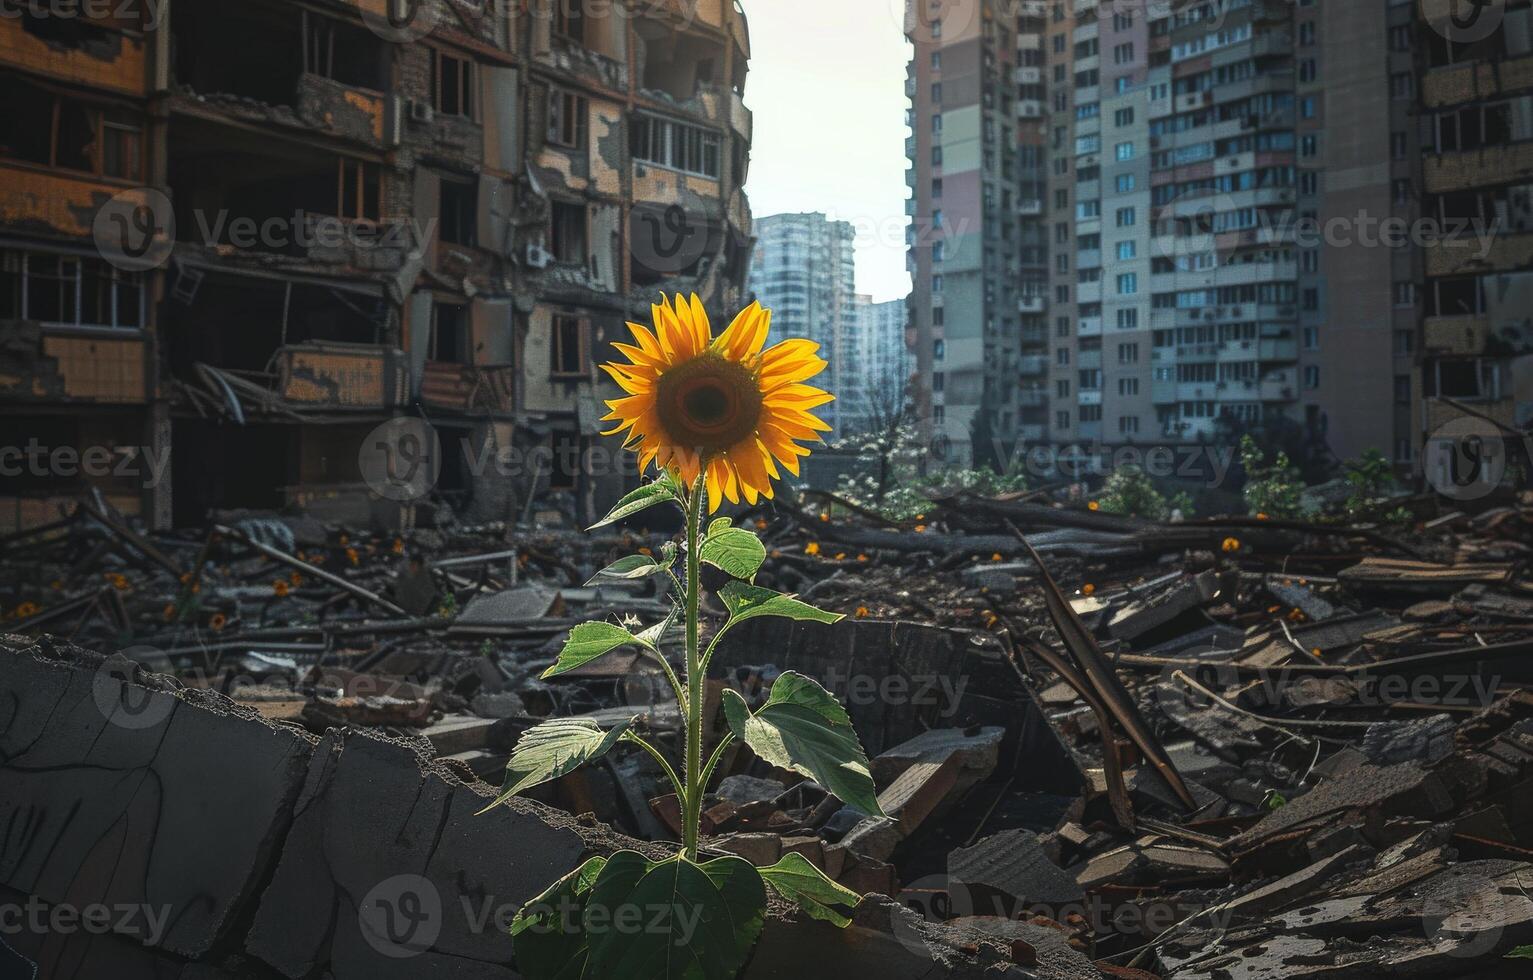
{"left": 3, "top": 488, "right": 1533, "bottom": 978}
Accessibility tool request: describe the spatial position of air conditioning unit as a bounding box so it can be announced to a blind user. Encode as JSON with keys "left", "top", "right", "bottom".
{"left": 409, "top": 100, "right": 435, "bottom": 125}
{"left": 526, "top": 242, "right": 553, "bottom": 269}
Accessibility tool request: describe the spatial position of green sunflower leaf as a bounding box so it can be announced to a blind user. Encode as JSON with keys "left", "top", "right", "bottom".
{"left": 584, "top": 850, "right": 767, "bottom": 980}
{"left": 543, "top": 621, "right": 650, "bottom": 679}
{"left": 510, "top": 855, "right": 608, "bottom": 978}
{"left": 585, "top": 554, "right": 662, "bottom": 585}
{"left": 717, "top": 582, "right": 843, "bottom": 627}
{"left": 700, "top": 527, "right": 767, "bottom": 582}
{"left": 590, "top": 482, "right": 679, "bottom": 530}
{"left": 478, "top": 716, "right": 634, "bottom": 814}
{"left": 721, "top": 671, "right": 882, "bottom": 817}
{"left": 758, "top": 852, "right": 863, "bottom": 928}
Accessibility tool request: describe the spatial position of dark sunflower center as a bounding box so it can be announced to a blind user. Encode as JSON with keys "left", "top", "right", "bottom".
{"left": 655, "top": 353, "right": 763, "bottom": 456}
{"left": 683, "top": 383, "right": 732, "bottom": 427}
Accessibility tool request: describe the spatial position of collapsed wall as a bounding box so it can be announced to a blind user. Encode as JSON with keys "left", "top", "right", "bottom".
{"left": 0, "top": 634, "right": 1044, "bottom": 979}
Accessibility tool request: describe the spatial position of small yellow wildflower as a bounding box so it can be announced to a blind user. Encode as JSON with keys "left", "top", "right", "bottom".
{"left": 805, "top": 542, "right": 821, "bottom": 556}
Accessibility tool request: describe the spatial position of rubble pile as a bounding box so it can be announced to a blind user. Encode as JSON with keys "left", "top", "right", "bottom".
{"left": 3, "top": 488, "right": 1533, "bottom": 978}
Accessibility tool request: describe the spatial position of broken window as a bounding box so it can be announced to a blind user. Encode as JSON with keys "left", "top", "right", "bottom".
{"left": 553, "top": 2, "right": 586, "bottom": 44}
{"left": 0, "top": 250, "right": 142, "bottom": 330}
{"left": 439, "top": 178, "right": 477, "bottom": 245}
{"left": 549, "top": 201, "right": 588, "bottom": 265}
{"left": 0, "top": 76, "right": 143, "bottom": 179}
{"left": 171, "top": 0, "right": 303, "bottom": 105}
{"left": 547, "top": 89, "right": 588, "bottom": 149}
{"left": 550, "top": 315, "right": 588, "bottom": 377}
{"left": 432, "top": 50, "right": 478, "bottom": 120}
{"left": 338, "top": 159, "right": 381, "bottom": 221}
{"left": 631, "top": 113, "right": 721, "bottom": 178}
{"left": 547, "top": 431, "right": 582, "bottom": 490}
{"left": 430, "top": 303, "right": 469, "bottom": 362}
{"left": 304, "top": 13, "right": 385, "bottom": 90}
{"left": 102, "top": 112, "right": 143, "bottom": 181}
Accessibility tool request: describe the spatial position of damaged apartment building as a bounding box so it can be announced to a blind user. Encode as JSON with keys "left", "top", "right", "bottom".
{"left": 0, "top": 0, "right": 755, "bottom": 532}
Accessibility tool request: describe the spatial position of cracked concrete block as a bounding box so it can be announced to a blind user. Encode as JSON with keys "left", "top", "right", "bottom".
{"left": 245, "top": 729, "right": 593, "bottom": 978}
{"left": 744, "top": 895, "right": 1045, "bottom": 980}
{"left": 0, "top": 639, "right": 313, "bottom": 959}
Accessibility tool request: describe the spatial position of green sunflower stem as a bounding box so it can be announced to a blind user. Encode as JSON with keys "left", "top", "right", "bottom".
{"left": 682, "top": 471, "right": 708, "bottom": 861}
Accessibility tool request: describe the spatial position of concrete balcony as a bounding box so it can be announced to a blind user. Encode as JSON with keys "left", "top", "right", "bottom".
{"left": 1215, "top": 379, "right": 1261, "bottom": 400}
{"left": 1019, "top": 387, "right": 1048, "bottom": 407}
{"left": 1424, "top": 229, "right": 1533, "bottom": 277}
{"left": 1016, "top": 199, "right": 1043, "bottom": 216}
{"left": 1421, "top": 55, "right": 1533, "bottom": 110}
{"left": 1019, "top": 354, "right": 1049, "bottom": 376}
{"left": 1259, "top": 372, "right": 1296, "bottom": 402}
{"left": 1078, "top": 389, "right": 1103, "bottom": 407}
{"left": 1152, "top": 380, "right": 1178, "bottom": 405}
{"left": 1018, "top": 295, "right": 1047, "bottom": 314}
{"left": 1017, "top": 99, "right": 1044, "bottom": 119}
{"left": 1424, "top": 145, "right": 1533, "bottom": 194}
{"left": 1424, "top": 314, "right": 1492, "bottom": 355}
{"left": 1177, "top": 382, "right": 1218, "bottom": 402}
{"left": 1077, "top": 282, "right": 1102, "bottom": 304}
{"left": 1078, "top": 316, "right": 1102, "bottom": 337}
{"left": 1019, "top": 422, "right": 1047, "bottom": 442}
{"left": 1258, "top": 338, "right": 1298, "bottom": 361}
{"left": 277, "top": 345, "right": 410, "bottom": 410}
{"left": 1015, "top": 66, "right": 1042, "bottom": 85}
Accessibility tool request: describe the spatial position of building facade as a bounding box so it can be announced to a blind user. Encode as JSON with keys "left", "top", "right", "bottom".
{"left": 0, "top": 0, "right": 754, "bottom": 531}
{"left": 850, "top": 294, "right": 914, "bottom": 425}
{"left": 748, "top": 211, "right": 858, "bottom": 434}
{"left": 1044, "top": 0, "right": 1398, "bottom": 467}
{"left": 905, "top": 0, "right": 1053, "bottom": 467}
{"left": 1416, "top": 0, "right": 1533, "bottom": 495}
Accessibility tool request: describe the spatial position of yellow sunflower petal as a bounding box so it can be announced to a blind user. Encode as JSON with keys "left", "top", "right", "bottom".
{"left": 626, "top": 322, "right": 668, "bottom": 363}
{"left": 612, "top": 341, "right": 666, "bottom": 372}
{"left": 653, "top": 298, "right": 695, "bottom": 361}
{"left": 765, "top": 384, "right": 835, "bottom": 411}
{"left": 716, "top": 302, "right": 769, "bottom": 360}
{"left": 600, "top": 362, "right": 654, "bottom": 395}
{"left": 687, "top": 293, "right": 711, "bottom": 350}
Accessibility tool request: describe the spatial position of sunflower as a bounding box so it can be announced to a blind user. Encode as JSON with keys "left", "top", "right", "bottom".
{"left": 601, "top": 294, "right": 832, "bottom": 509}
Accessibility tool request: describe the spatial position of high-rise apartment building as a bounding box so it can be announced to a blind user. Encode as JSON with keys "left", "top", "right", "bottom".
{"left": 851, "top": 295, "right": 914, "bottom": 421}
{"left": 1044, "top": 0, "right": 1421, "bottom": 468}
{"left": 1416, "top": 1, "right": 1533, "bottom": 491}
{"left": 749, "top": 212, "right": 859, "bottom": 434}
{"left": 906, "top": 0, "right": 1053, "bottom": 466}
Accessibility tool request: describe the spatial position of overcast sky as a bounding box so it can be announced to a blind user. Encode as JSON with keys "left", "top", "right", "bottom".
{"left": 741, "top": 0, "right": 913, "bottom": 303}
